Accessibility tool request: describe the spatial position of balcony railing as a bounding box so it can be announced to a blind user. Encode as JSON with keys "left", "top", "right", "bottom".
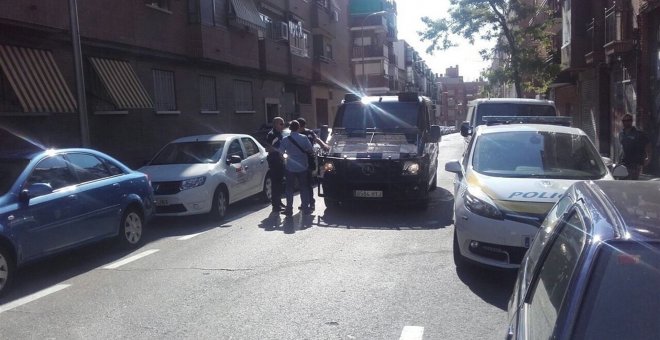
{"left": 352, "top": 45, "right": 387, "bottom": 59}
{"left": 604, "top": 2, "right": 633, "bottom": 56}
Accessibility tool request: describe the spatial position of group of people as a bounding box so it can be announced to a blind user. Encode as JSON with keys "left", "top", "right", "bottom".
{"left": 265, "top": 117, "right": 329, "bottom": 216}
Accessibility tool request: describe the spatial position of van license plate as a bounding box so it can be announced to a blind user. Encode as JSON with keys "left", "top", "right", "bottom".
{"left": 354, "top": 190, "right": 383, "bottom": 198}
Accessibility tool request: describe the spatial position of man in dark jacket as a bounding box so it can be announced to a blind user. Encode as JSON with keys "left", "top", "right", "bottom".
{"left": 297, "top": 118, "right": 329, "bottom": 211}
{"left": 266, "top": 117, "right": 286, "bottom": 212}
{"left": 619, "top": 114, "right": 652, "bottom": 180}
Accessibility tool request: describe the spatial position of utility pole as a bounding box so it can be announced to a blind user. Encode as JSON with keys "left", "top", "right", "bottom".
{"left": 69, "top": 0, "right": 90, "bottom": 147}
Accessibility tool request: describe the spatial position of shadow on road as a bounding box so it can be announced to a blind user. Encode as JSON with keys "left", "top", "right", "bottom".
{"left": 456, "top": 264, "right": 518, "bottom": 311}
{"left": 315, "top": 187, "right": 454, "bottom": 230}
{"left": 0, "top": 196, "right": 270, "bottom": 305}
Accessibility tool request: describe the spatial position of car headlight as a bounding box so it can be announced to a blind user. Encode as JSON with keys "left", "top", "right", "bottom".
{"left": 322, "top": 161, "right": 335, "bottom": 173}
{"left": 180, "top": 176, "right": 206, "bottom": 191}
{"left": 464, "top": 186, "right": 503, "bottom": 220}
{"left": 402, "top": 161, "right": 420, "bottom": 175}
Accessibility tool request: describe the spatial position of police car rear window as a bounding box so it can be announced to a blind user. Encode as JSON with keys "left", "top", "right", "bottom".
{"left": 476, "top": 103, "right": 556, "bottom": 126}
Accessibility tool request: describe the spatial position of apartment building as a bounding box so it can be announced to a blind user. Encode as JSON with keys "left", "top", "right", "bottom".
{"left": 0, "top": 0, "right": 351, "bottom": 166}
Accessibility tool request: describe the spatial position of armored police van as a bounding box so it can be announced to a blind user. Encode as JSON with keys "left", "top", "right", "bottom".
{"left": 317, "top": 93, "right": 442, "bottom": 208}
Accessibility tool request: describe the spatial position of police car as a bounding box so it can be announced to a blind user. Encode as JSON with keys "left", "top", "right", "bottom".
{"left": 445, "top": 117, "right": 628, "bottom": 269}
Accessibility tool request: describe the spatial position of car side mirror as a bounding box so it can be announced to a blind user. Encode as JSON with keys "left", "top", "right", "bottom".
{"left": 20, "top": 183, "right": 54, "bottom": 202}
{"left": 228, "top": 155, "right": 242, "bottom": 164}
{"left": 460, "top": 121, "right": 472, "bottom": 137}
{"left": 612, "top": 164, "right": 629, "bottom": 179}
{"left": 430, "top": 125, "right": 442, "bottom": 143}
{"left": 445, "top": 160, "right": 462, "bottom": 174}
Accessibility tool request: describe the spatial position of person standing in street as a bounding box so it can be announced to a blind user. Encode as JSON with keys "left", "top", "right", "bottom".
{"left": 619, "top": 114, "right": 652, "bottom": 180}
{"left": 266, "top": 117, "right": 286, "bottom": 212}
{"left": 297, "top": 118, "right": 330, "bottom": 211}
{"left": 279, "top": 120, "right": 314, "bottom": 216}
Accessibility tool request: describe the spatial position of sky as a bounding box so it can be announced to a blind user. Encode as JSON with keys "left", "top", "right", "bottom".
{"left": 395, "top": 0, "right": 493, "bottom": 81}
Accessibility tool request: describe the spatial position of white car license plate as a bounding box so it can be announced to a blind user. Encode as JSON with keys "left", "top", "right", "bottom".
{"left": 155, "top": 199, "right": 169, "bottom": 206}
{"left": 354, "top": 190, "right": 383, "bottom": 198}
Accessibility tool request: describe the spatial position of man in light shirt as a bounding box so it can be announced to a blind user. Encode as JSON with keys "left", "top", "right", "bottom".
{"left": 278, "top": 120, "right": 314, "bottom": 216}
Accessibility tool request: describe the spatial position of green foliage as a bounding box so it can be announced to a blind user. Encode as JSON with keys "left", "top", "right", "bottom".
{"left": 419, "top": 0, "right": 559, "bottom": 97}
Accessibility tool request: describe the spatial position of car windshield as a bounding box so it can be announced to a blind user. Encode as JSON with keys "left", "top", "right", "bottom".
{"left": 150, "top": 141, "right": 225, "bottom": 165}
{"left": 472, "top": 131, "right": 607, "bottom": 179}
{"left": 0, "top": 158, "right": 29, "bottom": 196}
{"left": 572, "top": 242, "right": 660, "bottom": 339}
{"left": 475, "top": 103, "right": 556, "bottom": 126}
{"left": 334, "top": 102, "right": 419, "bottom": 132}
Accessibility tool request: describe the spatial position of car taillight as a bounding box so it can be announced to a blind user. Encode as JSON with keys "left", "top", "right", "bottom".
{"left": 617, "top": 254, "right": 641, "bottom": 265}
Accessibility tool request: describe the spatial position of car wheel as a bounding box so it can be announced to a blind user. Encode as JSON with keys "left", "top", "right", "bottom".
{"left": 0, "top": 244, "right": 15, "bottom": 297}
{"left": 211, "top": 187, "right": 229, "bottom": 220}
{"left": 119, "top": 208, "right": 144, "bottom": 247}
{"left": 261, "top": 174, "right": 273, "bottom": 203}
{"left": 453, "top": 229, "right": 469, "bottom": 268}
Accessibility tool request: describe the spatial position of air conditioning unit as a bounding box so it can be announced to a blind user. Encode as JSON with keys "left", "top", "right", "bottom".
{"left": 277, "top": 22, "right": 289, "bottom": 41}
{"left": 332, "top": 10, "right": 339, "bottom": 22}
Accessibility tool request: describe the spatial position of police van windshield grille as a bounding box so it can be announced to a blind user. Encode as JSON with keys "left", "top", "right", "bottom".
{"left": 476, "top": 103, "right": 556, "bottom": 126}
{"left": 472, "top": 131, "right": 606, "bottom": 179}
{"left": 335, "top": 102, "right": 419, "bottom": 131}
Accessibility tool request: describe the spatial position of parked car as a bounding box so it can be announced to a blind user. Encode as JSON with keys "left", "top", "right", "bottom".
{"left": 446, "top": 119, "right": 628, "bottom": 269}
{"left": 506, "top": 180, "right": 660, "bottom": 339}
{"left": 138, "top": 134, "right": 271, "bottom": 219}
{"left": 0, "top": 147, "right": 154, "bottom": 297}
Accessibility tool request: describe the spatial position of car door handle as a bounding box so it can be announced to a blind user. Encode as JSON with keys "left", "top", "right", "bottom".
{"left": 68, "top": 194, "right": 78, "bottom": 200}
{"left": 113, "top": 183, "right": 120, "bottom": 188}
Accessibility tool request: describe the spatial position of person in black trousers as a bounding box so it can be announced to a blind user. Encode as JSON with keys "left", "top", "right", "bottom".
{"left": 266, "top": 117, "right": 286, "bottom": 212}
{"left": 297, "top": 118, "right": 329, "bottom": 211}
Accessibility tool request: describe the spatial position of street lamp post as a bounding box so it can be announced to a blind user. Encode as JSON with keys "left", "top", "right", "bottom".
{"left": 360, "top": 10, "right": 387, "bottom": 95}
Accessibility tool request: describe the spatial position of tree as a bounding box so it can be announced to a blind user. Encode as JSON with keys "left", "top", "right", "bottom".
{"left": 419, "top": 0, "right": 559, "bottom": 98}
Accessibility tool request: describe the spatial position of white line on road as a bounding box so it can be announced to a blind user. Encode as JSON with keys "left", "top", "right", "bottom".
{"left": 177, "top": 231, "right": 208, "bottom": 241}
{"left": 0, "top": 284, "right": 71, "bottom": 314}
{"left": 400, "top": 326, "right": 424, "bottom": 340}
{"left": 102, "top": 249, "right": 160, "bottom": 269}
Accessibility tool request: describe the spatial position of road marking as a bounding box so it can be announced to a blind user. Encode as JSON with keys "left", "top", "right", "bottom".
{"left": 0, "top": 284, "right": 71, "bottom": 314}
{"left": 400, "top": 326, "right": 424, "bottom": 340}
{"left": 103, "top": 249, "right": 159, "bottom": 269}
{"left": 177, "top": 231, "right": 208, "bottom": 241}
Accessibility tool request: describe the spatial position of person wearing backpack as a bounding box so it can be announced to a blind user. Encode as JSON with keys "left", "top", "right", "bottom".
{"left": 279, "top": 120, "right": 314, "bottom": 216}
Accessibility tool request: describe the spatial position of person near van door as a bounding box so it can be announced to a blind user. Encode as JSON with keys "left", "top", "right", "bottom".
{"left": 297, "top": 118, "right": 330, "bottom": 211}
{"left": 266, "top": 117, "right": 286, "bottom": 212}
{"left": 279, "top": 120, "right": 314, "bottom": 216}
{"left": 619, "top": 114, "right": 652, "bottom": 180}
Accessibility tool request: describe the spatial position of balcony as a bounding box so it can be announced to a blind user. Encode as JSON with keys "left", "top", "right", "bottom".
{"left": 584, "top": 18, "right": 604, "bottom": 65}
{"left": 352, "top": 45, "right": 388, "bottom": 60}
{"left": 603, "top": 3, "right": 634, "bottom": 57}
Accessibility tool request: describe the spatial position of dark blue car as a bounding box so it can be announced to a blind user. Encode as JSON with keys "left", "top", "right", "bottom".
{"left": 506, "top": 180, "right": 660, "bottom": 339}
{"left": 0, "top": 147, "right": 154, "bottom": 297}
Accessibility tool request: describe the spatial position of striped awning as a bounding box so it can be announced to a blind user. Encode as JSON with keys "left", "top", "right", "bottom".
{"left": 0, "top": 45, "right": 76, "bottom": 113}
{"left": 89, "top": 57, "right": 153, "bottom": 109}
{"left": 230, "top": 0, "right": 266, "bottom": 31}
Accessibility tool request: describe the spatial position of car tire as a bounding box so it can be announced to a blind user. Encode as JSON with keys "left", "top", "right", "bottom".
{"left": 453, "top": 229, "right": 469, "bottom": 268}
{"left": 118, "top": 208, "right": 144, "bottom": 248}
{"left": 261, "top": 174, "right": 273, "bottom": 203}
{"left": 211, "top": 186, "right": 229, "bottom": 220}
{"left": 0, "top": 244, "right": 15, "bottom": 298}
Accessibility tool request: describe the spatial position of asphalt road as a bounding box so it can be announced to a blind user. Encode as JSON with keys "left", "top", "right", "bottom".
{"left": 0, "top": 133, "right": 517, "bottom": 340}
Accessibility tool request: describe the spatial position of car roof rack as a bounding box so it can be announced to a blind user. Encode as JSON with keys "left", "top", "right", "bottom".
{"left": 482, "top": 116, "right": 572, "bottom": 127}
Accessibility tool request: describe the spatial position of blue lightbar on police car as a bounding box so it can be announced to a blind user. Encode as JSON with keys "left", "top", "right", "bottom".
{"left": 482, "top": 116, "right": 572, "bottom": 126}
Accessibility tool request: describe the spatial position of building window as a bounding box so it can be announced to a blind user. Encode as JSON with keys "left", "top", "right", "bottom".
{"left": 199, "top": 75, "right": 218, "bottom": 112}
{"left": 325, "top": 43, "right": 333, "bottom": 60}
{"left": 289, "top": 21, "right": 309, "bottom": 57}
{"left": 145, "top": 0, "right": 171, "bottom": 11}
{"left": 233, "top": 80, "right": 253, "bottom": 112}
{"left": 153, "top": 69, "right": 177, "bottom": 112}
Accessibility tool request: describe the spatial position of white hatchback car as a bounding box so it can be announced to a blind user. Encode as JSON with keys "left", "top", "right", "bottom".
{"left": 139, "top": 134, "right": 271, "bottom": 219}
{"left": 445, "top": 121, "right": 627, "bottom": 269}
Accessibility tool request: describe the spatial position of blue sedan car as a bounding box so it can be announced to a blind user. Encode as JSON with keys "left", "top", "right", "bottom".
{"left": 0, "top": 147, "right": 154, "bottom": 297}
{"left": 507, "top": 180, "right": 659, "bottom": 339}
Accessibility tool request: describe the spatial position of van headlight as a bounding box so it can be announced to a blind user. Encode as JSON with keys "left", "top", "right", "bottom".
{"left": 402, "top": 161, "right": 420, "bottom": 175}
{"left": 464, "top": 186, "right": 503, "bottom": 220}
{"left": 180, "top": 176, "right": 206, "bottom": 191}
{"left": 322, "top": 161, "right": 335, "bottom": 173}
